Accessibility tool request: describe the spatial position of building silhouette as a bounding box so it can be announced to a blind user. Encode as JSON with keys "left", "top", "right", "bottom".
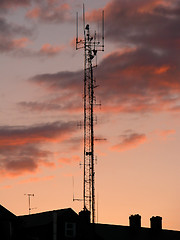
{"left": 1, "top": 204, "right": 180, "bottom": 240}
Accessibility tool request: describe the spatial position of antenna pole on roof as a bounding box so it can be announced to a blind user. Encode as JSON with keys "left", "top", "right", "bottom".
{"left": 24, "top": 193, "right": 34, "bottom": 215}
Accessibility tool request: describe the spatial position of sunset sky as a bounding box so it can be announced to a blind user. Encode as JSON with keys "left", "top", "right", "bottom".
{"left": 1, "top": 0, "right": 180, "bottom": 231}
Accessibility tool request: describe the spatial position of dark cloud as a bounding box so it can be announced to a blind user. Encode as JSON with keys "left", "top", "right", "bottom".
{"left": 20, "top": 0, "right": 180, "bottom": 115}
{"left": 0, "top": 17, "right": 33, "bottom": 36}
{"left": 29, "top": 46, "right": 180, "bottom": 114}
{"left": 0, "top": 121, "right": 76, "bottom": 146}
{"left": 0, "top": 0, "right": 41, "bottom": 9}
{"left": 97, "top": 0, "right": 180, "bottom": 52}
{"left": 0, "top": 121, "right": 77, "bottom": 177}
{"left": 0, "top": 0, "right": 72, "bottom": 23}
{"left": 26, "top": 71, "right": 83, "bottom": 113}
{"left": 18, "top": 97, "right": 81, "bottom": 113}
{"left": 95, "top": 47, "right": 180, "bottom": 113}
{"left": 30, "top": 70, "right": 82, "bottom": 91}
{"left": 0, "top": 0, "right": 30, "bottom": 8}
{"left": 0, "top": 16, "right": 34, "bottom": 55}
{"left": 0, "top": 144, "right": 54, "bottom": 177}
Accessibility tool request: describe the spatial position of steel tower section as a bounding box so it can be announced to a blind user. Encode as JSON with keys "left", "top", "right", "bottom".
{"left": 76, "top": 7, "right": 104, "bottom": 223}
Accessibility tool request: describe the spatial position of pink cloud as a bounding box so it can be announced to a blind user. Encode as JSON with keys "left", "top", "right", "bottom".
{"left": 0, "top": 36, "right": 32, "bottom": 53}
{"left": 154, "top": 129, "right": 176, "bottom": 140}
{"left": 58, "top": 155, "right": 81, "bottom": 165}
{"left": 26, "top": 7, "right": 41, "bottom": 19}
{"left": 19, "top": 175, "right": 54, "bottom": 184}
{"left": 1, "top": 185, "right": 12, "bottom": 190}
{"left": 137, "top": 0, "right": 172, "bottom": 13}
{"left": 12, "top": 37, "right": 30, "bottom": 48}
{"left": 39, "top": 43, "right": 64, "bottom": 56}
{"left": 111, "top": 132, "right": 147, "bottom": 152}
{"left": 0, "top": 0, "right": 31, "bottom": 9}
{"left": 26, "top": 3, "right": 72, "bottom": 23}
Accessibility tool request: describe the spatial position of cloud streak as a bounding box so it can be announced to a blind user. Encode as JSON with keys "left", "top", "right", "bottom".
{"left": 0, "top": 37, "right": 65, "bottom": 57}
{"left": 111, "top": 131, "right": 147, "bottom": 152}
{"left": 26, "top": 2, "right": 72, "bottom": 24}
{"left": 0, "top": 0, "right": 32, "bottom": 9}
{"left": 0, "top": 144, "right": 54, "bottom": 177}
{"left": 0, "top": 121, "right": 77, "bottom": 178}
{"left": 0, "top": 17, "right": 33, "bottom": 36}
{"left": 28, "top": 45, "right": 180, "bottom": 114}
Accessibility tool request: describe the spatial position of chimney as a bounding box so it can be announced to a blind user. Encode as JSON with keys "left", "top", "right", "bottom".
{"left": 79, "top": 209, "right": 90, "bottom": 224}
{"left": 129, "top": 214, "right": 141, "bottom": 229}
{"left": 150, "top": 216, "right": 162, "bottom": 230}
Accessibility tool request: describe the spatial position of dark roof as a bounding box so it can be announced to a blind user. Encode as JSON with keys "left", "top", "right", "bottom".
{"left": 19, "top": 208, "right": 78, "bottom": 227}
{"left": 0, "top": 204, "right": 17, "bottom": 221}
{"left": 94, "top": 223, "right": 180, "bottom": 240}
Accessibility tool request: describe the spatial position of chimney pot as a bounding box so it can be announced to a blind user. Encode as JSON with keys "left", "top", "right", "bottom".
{"left": 150, "top": 216, "right": 162, "bottom": 230}
{"left": 129, "top": 214, "right": 141, "bottom": 229}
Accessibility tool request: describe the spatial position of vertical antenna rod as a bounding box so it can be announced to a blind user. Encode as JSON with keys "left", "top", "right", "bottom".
{"left": 76, "top": 12, "right": 78, "bottom": 50}
{"left": 76, "top": 6, "right": 104, "bottom": 223}
{"left": 102, "top": 10, "right": 105, "bottom": 51}
{"left": 24, "top": 193, "right": 34, "bottom": 215}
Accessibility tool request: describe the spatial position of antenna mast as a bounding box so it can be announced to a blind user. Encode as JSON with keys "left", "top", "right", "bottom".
{"left": 24, "top": 193, "right": 34, "bottom": 215}
{"left": 76, "top": 5, "right": 104, "bottom": 223}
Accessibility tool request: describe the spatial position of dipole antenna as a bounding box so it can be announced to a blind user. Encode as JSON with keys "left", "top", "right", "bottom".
{"left": 24, "top": 193, "right": 35, "bottom": 215}
{"left": 76, "top": 5, "right": 104, "bottom": 223}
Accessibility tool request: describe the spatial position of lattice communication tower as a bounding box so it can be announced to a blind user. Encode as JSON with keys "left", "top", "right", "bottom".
{"left": 76, "top": 5, "right": 104, "bottom": 223}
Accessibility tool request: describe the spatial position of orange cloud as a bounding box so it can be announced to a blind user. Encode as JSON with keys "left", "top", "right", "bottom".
{"left": 58, "top": 155, "right": 81, "bottom": 165}
{"left": 154, "top": 129, "right": 176, "bottom": 140}
{"left": 39, "top": 43, "right": 64, "bottom": 56}
{"left": 19, "top": 175, "right": 54, "bottom": 184}
{"left": 2, "top": 185, "right": 12, "bottom": 189}
{"left": 11, "top": 37, "right": 29, "bottom": 49}
{"left": 122, "top": 65, "right": 171, "bottom": 76}
{"left": 69, "top": 37, "right": 76, "bottom": 49}
{"left": 138, "top": 0, "right": 171, "bottom": 14}
{"left": 111, "top": 133, "right": 147, "bottom": 152}
{"left": 56, "top": 3, "right": 70, "bottom": 11}
{"left": 154, "top": 65, "right": 171, "bottom": 74}
{"left": 26, "top": 7, "right": 41, "bottom": 19}
{"left": 26, "top": 2, "right": 72, "bottom": 23}
{"left": 86, "top": 9, "right": 102, "bottom": 22}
